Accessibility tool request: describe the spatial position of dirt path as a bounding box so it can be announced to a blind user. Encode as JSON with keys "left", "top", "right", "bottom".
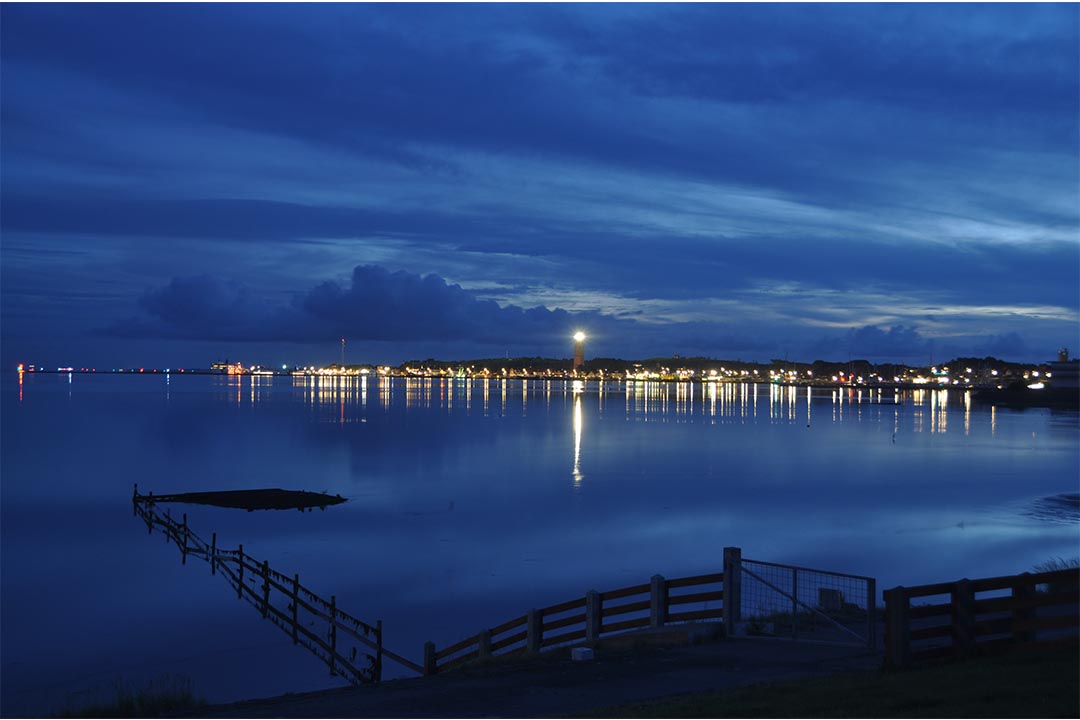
{"left": 194, "top": 638, "right": 882, "bottom": 718}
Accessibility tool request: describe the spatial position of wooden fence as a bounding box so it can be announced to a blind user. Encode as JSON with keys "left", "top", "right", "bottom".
{"left": 423, "top": 571, "right": 725, "bottom": 674}
{"left": 884, "top": 568, "right": 1079, "bottom": 668}
{"left": 133, "top": 493, "right": 424, "bottom": 683}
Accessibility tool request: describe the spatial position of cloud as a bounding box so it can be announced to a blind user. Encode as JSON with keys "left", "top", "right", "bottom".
{"left": 964, "top": 332, "right": 1031, "bottom": 360}
{"left": 105, "top": 265, "right": 624, "bottom": 348}
{"left": 3, "top": 5, "right": 1076, "bottom": 368}
{"left": 807, "top": 325, "right": 935, "bottom": 362}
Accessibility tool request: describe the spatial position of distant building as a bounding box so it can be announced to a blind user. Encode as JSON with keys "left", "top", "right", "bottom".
{"left": 1049, "top": 348, "right": 1079, "bottom": 390}
{"left": 211, "top": 361, "right": 245, "bottom": 375}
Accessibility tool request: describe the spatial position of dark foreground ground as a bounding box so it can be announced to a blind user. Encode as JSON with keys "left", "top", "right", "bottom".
{"left": 193, "top": 637, "right": 882, "bottom": 718}
{"left": 601, "top": 642, "right": 1079, "bottom": 718}
{"left": 186, "top": 635, "right": 1080, "bottom": 719}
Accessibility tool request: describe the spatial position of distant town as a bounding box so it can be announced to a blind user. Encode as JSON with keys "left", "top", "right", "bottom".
{"left": 15, "top": 348, "right": 1079, "bottom": 394}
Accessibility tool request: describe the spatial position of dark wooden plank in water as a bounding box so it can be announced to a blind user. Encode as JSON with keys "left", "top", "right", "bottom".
{"left": 136, "top": 488, "right": 346, "bottom": 511}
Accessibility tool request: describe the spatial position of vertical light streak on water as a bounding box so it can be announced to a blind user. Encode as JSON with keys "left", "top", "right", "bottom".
{"left": 572, "top": 394, "right": 583, "bottom": 485}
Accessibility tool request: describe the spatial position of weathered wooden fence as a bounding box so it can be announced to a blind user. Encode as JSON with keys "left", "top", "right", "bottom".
{"left": 423, "top": 570, "right": 726, "bottom": 674}
{"left": 884, "top": 568, "right": 1080, "bottom": 668}
{"left": 133, "top": 492, "right": 424, "bottom": 683}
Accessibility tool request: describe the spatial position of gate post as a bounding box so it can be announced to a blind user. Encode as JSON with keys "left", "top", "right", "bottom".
{"left": 884, "top": 586, "right": 910, "bottom": 669}
{"left": 723, "top": 547, "right": 742, "bottom": 636}
{"left": 866, "top": 577, "right": 877, "bottom": 649}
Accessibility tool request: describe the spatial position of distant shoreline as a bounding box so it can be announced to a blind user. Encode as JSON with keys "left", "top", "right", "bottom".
{"left": 17, "top": 367, "right": 1079, "bottom": 407}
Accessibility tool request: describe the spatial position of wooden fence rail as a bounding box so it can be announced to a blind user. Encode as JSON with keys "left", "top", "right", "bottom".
{"left": 133, "top": 491, "right": 425, "bottom": 682}
{"left": 423, "top": 571, "right": 724, "bottom": 675}
{"left": 884, "top": 568, "right": 1079, "bottom": 668}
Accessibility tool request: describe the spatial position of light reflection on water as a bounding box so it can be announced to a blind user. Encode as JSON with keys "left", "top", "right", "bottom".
{"left": 1, "top": 373, "right": 1077, "bottom": 714}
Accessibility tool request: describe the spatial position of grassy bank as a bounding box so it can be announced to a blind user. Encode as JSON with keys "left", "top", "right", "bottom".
{"left": 596, "top": 644, "right": 1079, "bottom": 718}
{"left": 58, "top": 674, "right": 204, "bottom": 718}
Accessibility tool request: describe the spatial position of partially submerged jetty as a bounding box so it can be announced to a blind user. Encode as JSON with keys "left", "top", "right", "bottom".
{"left": 132, "top": 486, "right": 346, "bottom": 511}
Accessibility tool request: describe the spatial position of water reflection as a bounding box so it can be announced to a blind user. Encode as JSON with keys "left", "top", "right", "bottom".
{"left": 267, "top": 378, "right": 1032, "bottom": 439}
{"left": 572, "top": 394, "right": 584, "bottom": 485}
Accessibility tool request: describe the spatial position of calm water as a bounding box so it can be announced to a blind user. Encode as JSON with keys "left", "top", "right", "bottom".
{"left": 2, "top": 373, "right": 1077, "bottom": 714}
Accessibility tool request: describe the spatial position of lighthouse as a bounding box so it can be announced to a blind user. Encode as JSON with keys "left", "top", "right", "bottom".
{"left": 573, "top": 331, "right": 586, "bottom": 374}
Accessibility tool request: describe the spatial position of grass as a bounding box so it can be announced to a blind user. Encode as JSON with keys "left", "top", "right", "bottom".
{"left": 594, "top": 643, "right": 1079, "bottom": 718}
{"left": 57, "top": 674, "right": 204, "bottom": 718}
{"left": 1033, "top": 557, "right": 1080, "bottom": 573}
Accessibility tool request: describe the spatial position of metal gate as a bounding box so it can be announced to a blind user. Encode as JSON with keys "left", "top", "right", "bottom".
{"left": 724, "top": 547, "right": 878, "bottom": 648}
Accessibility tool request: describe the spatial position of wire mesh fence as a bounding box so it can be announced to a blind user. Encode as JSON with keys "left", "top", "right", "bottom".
{"left": 739, "top": 558, "right": 877, "bottom": 648}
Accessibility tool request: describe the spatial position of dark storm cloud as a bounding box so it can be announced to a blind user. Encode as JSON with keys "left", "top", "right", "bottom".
{"left": 809, "top": 325, "right": 934, "bottom": 361}
{"left": 806, "top": 326, "right": 1037, "bottom": 364}
{"left": 106, "top": 265, "right": 624, "bottom": 347}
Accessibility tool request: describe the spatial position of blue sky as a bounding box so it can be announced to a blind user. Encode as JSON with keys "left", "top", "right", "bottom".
{"left": 2, "top": 3, "right": 1077, "bottom": 368}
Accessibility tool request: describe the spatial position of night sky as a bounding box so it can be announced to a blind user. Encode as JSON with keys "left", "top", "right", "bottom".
{"left": 2, "top": 4, "right": 1077, "bottom": 369}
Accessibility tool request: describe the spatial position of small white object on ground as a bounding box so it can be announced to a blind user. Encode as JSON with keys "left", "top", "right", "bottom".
{"left": 571, "top": 647, "right": 595, "bottom": 661}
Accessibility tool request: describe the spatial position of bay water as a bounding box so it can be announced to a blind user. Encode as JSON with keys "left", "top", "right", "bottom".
{"left": 2, "top": 373, "right": 1076, "bottom": 714}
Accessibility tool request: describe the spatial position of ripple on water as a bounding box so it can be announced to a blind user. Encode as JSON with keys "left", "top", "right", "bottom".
{"left": 1024, "top": 493, "right": 1080, "bottom": 525}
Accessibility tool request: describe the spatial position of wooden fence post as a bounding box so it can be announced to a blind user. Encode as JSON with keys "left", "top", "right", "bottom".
{"left": 478, "top": 628, "right": 492, "bottom": 658}
{"left": 1012, "top": 572, "right": 1035, "bottom": 644}
{"left": 237, "top": 544, "right": 244, "bottom": 599}
{"left": 376, "top": 620, "right": 384, "bottom": 682}
{"left": 423, "top": 641, "right": 437, "bottom": 676}
{"left": 723, "top": 547, "right": 742, "bottom": 637}
{"left": 884, "top": 586, "right": 910, "bottom": 669}
{"left": 210, "top": 533, "right": 217, "bottom": 576}
{"left": 951, "top": 579, "right": 975, "bottom": 658}
{"left": 586, "top": 590, "right": 601, "bottom": 642}
{"left": 329, "top": 595, "right": 337, "bottom": 675}
{"left": 261, "top": 560, "right": 270, "bottom": 618}
{"left": 292, "top": 574, "right": 300, "bottom": 644}
{"left": 650, "top": 575, "right": 667, "bottom": 628}
{"left": 526, "top": 608, "right": 542, "bottom": 653}
{"left": 181, "top": 514, "right": 188, "bottom": 565}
